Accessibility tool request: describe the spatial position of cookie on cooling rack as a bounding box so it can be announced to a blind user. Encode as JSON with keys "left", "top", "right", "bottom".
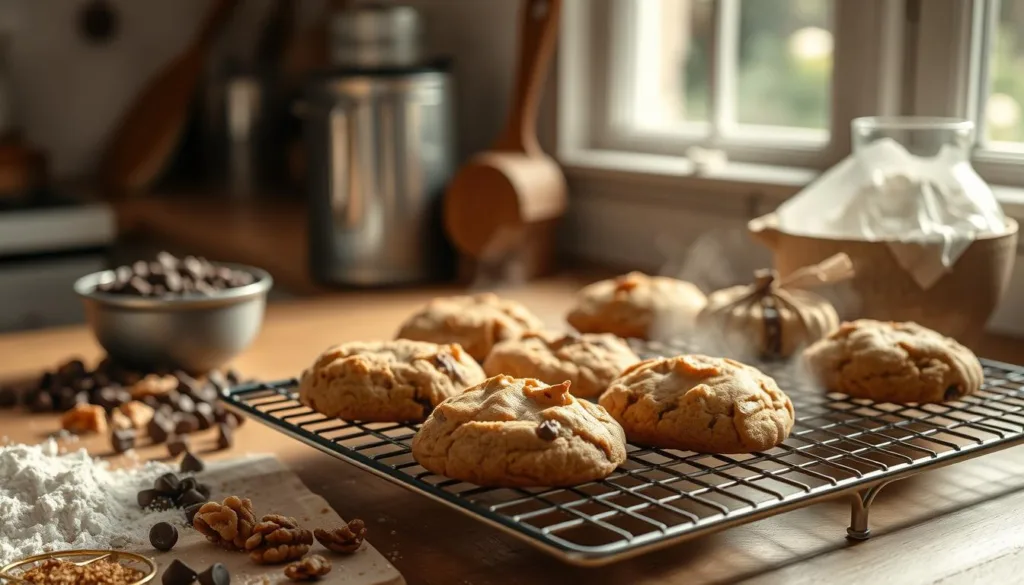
{"left": 411, "top": 375, "right": 627, "bottom": 487}
{"left": 599, "top": 355, "right": 795, "bottom": 454}
{"left": 482, "top": 331, "right": 640, "bottom": 398}
{"left": 566, "top": 272, "right": 707, "bottom": 340}
{"left": 299, "top": 340, "right": 486, "bottom": 422}
{"left": 802, "top": 319, "right": 984, "bottom": 404}
{"left": 396, "top": 293, "right": 544, "bottom": 362}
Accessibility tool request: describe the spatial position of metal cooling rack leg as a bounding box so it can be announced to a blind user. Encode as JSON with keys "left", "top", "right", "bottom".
{"left": 847, "top": 481, "right": 892, "bottom": 540}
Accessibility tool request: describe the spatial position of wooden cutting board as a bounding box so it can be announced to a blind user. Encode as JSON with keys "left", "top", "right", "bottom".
{"left": 145, "top": 455, "right": 404, "bottom": 585}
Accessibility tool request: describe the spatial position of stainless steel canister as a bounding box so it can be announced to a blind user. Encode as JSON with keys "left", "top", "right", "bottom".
{"left": 303, "top": 62, "right": 455, "bottom": 285}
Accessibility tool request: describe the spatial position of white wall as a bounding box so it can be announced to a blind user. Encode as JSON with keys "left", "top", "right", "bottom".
{"left": 0, "top": 0, "right": 520, "bottom": 179}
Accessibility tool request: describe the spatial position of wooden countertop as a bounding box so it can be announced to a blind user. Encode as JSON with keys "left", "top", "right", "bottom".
{"left": 3, "top": 278, "right": 1024, "bottom": 585}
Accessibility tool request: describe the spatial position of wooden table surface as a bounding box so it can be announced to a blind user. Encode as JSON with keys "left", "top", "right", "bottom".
{"left": 3, "top": 277, "right": 1024, "bottom": 585}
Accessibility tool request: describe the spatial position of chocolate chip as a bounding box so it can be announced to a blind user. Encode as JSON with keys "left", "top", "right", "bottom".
{"left": 151, "top": 495, "right": 176, "bottom": 511}
{"left": 137, "top": 489, "right": 159, "bottom": 508}
{"left": 197, "top": 563, "right": 230, "bottom": 585}
{"left": 175, "top": 370, "right": 200, "bottom": 394}
{"left": 162, "top": 559, "right": 197, "bottom": 585}
{"left": 180, "top": 451, "right": 205, "bottom": 473}
{"left": 176, "top": 394, "right": 196, "bottom": 414}
{"left": 177, "top": 488, "right": 207, "bottom": 508}
{"left": 148, "top": 416, "right": 175, "bottom": 443}
{"left": 0, "top": 386, "right": 17, "bottom": 407}
{"left": 193, "top": 385, "right": 219, "bottom": 405}
{"left": 196, "top": 482, "right": 211, "bottom": 499}
{"left": 536, "top": 419, "right": 561, "bottom": 441}
{"left": 944, "top": 385, "right": 962, "bottom": 401}
{"left": 111, "top": 428, "right": 136, "bottom": 453}
{"left": 225, "top": 369, "right": 241, "bottom": 385}
{"left": 142, "top": 395, "right": 161, "bottom": 409}
{"left": 216, "top": 423, "right": 233, "bottom": 450}
{"left": 149, "top": 522, "right": 178, "bottom": 552}
{"left": 207, "top": 370, "right": 227, "bottom": 392}
{"left": 174, "top": 413, "right": 200, "bottom": 434}
{"left": 194, "top": 402, "right": 215, "bottom": 430}
{"left": 54, "top": 387, "right": 80, "bottom": 411}
{"left": 168, "top": 435, "right": 190, "bottom": 457}
{"left": 30, "top": 391, "right": 53, "bottom": 412}
{"left": 184, "top": 502, "right": 204, "bottom": 525}
{"left": 434, "top": 352, "right": 463, "bottom": 383}
{"left": 154, "top": 472, "right": 182, "bottom": 495}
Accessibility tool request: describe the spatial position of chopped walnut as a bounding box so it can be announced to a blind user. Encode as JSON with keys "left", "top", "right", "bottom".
{"left": 246, "top": 514, "right": 314, "bottom": 564}
{"left": 314, "top": 519, "right": 367, "bottom": 554}
{"left": 119, "top": 400, "right": 155, "bottom": 429}
{"left": 524, "top": 380, "right": 573, "bottom": 407}
{"left": 130, "top": 374, "right": 177, "bottom": 399}
{"left": 284, "top": 555, "right": 332, "bottom": 581}
{"left": 109, "top": 409, "right": 133, "bottom": 431}
{"left": 61, "top": 403, "right": 108, "bottom": 434}
{"left": 193, "top": 496, "right": 257, "bottom": 550}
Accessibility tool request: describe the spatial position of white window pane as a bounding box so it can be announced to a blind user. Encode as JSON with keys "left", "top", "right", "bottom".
{"left": 624, "top": 0, "right": 713, "bottom": 129}
{"left": 736, "top": 0, "right": 833, "bottom": 130}
{"left": 985, "top": 0, "right": 1024, "bottom": 145}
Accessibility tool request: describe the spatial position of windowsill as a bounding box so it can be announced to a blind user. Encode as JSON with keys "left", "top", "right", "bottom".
{"left": 561, "top": 148, "right": 1024, "bottom": 221}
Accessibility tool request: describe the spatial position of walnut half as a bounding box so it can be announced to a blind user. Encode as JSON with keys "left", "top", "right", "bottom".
{"left": 193, "top": 496, "right": 256, "bottom": 550}
{"left": 314, "top": 519, "right": 367, "bottom": 554}
{"left": 284, "top": 555, "right": 332, "bottom": 581}
{"left": 61, "top": 403, "right": 108, "bottom": 434}
{"left": 246, "top": 514, "right": 314, "bottom": 564}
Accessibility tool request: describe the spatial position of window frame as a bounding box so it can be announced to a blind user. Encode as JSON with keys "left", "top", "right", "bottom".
{"left": 560, "top": 0, "right": 905, "bottom": 172}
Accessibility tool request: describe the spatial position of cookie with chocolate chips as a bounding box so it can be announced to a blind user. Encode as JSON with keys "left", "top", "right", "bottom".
{"left": 599, "top": 355, "right": 794, "bottom": 454}
{"left": 483, "top": 331, "right": 640, "bottom": 398}
{"left": 298, "top": 340, "right": 485, "bottom": 422}
{"left": 802, "top": 319, "right": 984, "bottom": 404}
{"left": 411, "top": 375, "right": 627, "bottom": 487}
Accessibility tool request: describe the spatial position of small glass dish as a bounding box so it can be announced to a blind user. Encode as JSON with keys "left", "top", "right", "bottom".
{"left": 0, "top": 549, "right": 157, "bottom": 585}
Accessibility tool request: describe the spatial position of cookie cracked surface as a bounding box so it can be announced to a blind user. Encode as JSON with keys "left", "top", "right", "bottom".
{"left": 483, "top": 331, "right": 640, "bottom": 398}
{"left": 396, "top": 293, "right": 544, "bottom": 361}
{"left": 599, "top": 355, "right": 794, "bottom": 454}
{"left": 802, "top": 319, "right": 984, "bottom": 404}
{"left": 411, "top": 375, "right": 628, "bottom": 487}
{"left": 299, "top": 340, "right": 486, "bottom": 422}
{"left": 566, "top": 272, "right": 707, "bottom": 340}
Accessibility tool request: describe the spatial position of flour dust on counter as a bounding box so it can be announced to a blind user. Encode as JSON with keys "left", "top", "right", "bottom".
{"left": 0, "top": 439, "right": 184, "bottom": 565}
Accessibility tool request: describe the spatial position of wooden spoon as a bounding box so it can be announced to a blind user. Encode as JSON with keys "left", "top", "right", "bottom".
{"left": 98, "top": 0, "right": 238, "bottom": 195}
{"left": 443, "top": 0, "right": 567, "bottom": 277}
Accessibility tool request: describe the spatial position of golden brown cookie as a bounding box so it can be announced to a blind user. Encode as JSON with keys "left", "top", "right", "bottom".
{"left": 802, "top": 319, "right": 984, "bottom": 403}
{"left": 396, "top": 293, "right": 544, "bottom": 361}
{"left": 411, "top": 375, "right": 628, "bottom": 487}
{"left": 566, "top": 272, "right": 707, "bottom": 340}
{"left": 482, "top": 331, "right": 641, "bottom": 398}
{"left": 599, "top": 355, "right": 794, "bottom": 453}
{"left": 299, "top": 340, "right": 486, "bottom": 422}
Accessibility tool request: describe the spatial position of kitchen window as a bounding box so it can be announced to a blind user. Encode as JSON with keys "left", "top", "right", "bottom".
{"left": 560, "top": 0, "right": 1024, "bottom": 191}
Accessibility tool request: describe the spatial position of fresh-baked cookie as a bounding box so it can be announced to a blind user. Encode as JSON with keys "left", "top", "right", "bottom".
{"left": 299, "top": 340, "right": 486, "bottom": 422}
{"left": 802, "top": 320, "right": 984, "bottom": 403}
{"left": 599, "top": 355, "right": 794, "bottom": 454}
{"left": 411, "top": 375, "right": 628, "bottom": 487}
{"left": 482, "top": 331, "right": 641, "bottom": 398}
{"left": 396, "top": 293, "right": 544, "bottom": 362}
{"left": 566, "top": 272, "right": 707, "bottom": 340}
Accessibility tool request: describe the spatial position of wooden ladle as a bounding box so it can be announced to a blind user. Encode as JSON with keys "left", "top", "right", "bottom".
{"left": 443, "top": 0, "right": 567, "bottom": 278}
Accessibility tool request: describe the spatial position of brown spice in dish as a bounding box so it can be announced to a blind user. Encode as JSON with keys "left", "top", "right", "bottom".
{"left": 314, "top": 519, "right": 367, "bottom": 554}
{"left": 19, "top": 558, "right": 144, "bottom": 585}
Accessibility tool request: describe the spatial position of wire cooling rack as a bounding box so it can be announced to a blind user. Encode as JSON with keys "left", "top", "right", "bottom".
{"left": 221, "top": 342, "right": 1024, "bottom": 566}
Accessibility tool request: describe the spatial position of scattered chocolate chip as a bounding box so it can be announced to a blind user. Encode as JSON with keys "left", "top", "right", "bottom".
{"left": 216, "top": 423, "right": 233, "bottom": 450}
{"left": 177, "top": 488, "right": 207, "bottom": 508}
{"left": 0, "top": 386, "right": 17, "bottom": 407}
{"left": 207, "top": 370, "right": 227, "bottom": 392}
{"left": 227, "top": 410, "right": 245, "bottom": 428}
{"left": 181, "top": 451, "right": 205, "bottom": 473}
{"left": 148, "top": 416, "right": 175, "bottom": 444}
{"left": 433, "top": 352, "right": 463, "bottom": 383}
{"left": 30, "top": 391, "right": 53, "bottom": 412}
{"left": 197, "top": 482, "right": 211, "bottom": 499}
{"left": 197, "top": 563, "right": 230, "bottom": 585}
{"left": 111, "top": 428, "right": 136, "bottom": 453}
{"left": 194, "top": 402, "right": 215, "bottom": 429}
{"left": 176, "top": 394, "right": 196, "bottom": 414}
{"left": 154, "top": 472, "right": 182, "bottom": 495}
{"left": 168, "top": 435, "right": 191, "bottom": 457}
{"left": 54, "top": 387, "right": 80, "bottom": 411}
{"left": 142, "top": 395, "right": 161, "bottom": 409}
{"left": 174, "top": 412, "right": 200, "bottom": 434}
{"left": 184, "top": 502, "right": 204, "bottom": 525}
{"left": 137, "top": 489, "right": 159, "bottom": 508}
{"left": 162, "top": 559, "right": 198, "bottom": 585}
{"left": 150, "top": 521, "right": 178, "bottom": 551}
{"left": 536, "top": 419, "right": 561, "bottom": 441}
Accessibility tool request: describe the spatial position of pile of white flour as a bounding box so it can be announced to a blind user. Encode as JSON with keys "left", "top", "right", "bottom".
{"left": 0, "top": 440, "right": 184, "bottom": 565}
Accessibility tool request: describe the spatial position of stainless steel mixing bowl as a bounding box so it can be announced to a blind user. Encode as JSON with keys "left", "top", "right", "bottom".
{"left": 74, "top": 264, "right": 273, "bottom": 373}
